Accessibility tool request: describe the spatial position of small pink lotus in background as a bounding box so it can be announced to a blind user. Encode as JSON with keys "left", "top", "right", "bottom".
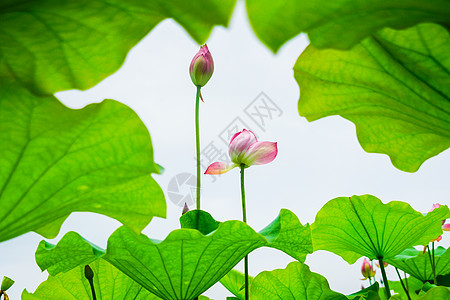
{"left": 375, "top": 261, "right": 388, "bottom": 268}
{"left": 205, "top": 129, "right": 277, "bottom": 175}
{"left": 428, "top": 203, "right": 450, "bottom": 242}
{"left": 189, "top": 44, "right": 214, "bottom": 88}
{"left": 361, "top": 258, "right": 376, "bottom": 280}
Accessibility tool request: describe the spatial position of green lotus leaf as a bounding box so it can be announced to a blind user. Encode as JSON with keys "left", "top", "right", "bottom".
{"left": 416, "top": 286, "right": 450, "bottom": 299}
{"left": 364, "top": 292, "right": 382, "bottom": 300}
{"left": 219, "top": 269, "right": 252, "bottom": 300}
{"left": 387, "top": 294, "right": 403, "bottom": 300}
{"left": 249, "top": 261, "right": 347, "bottom": 299}
{"left": 378, "top": 288, "right": 389, "bottom": 300}
{"left": 36, "top": 232, "right": 105, "bottom": 276}
{"left": 436, "top": 273, "right": 450, "bottom": 287}
{"left": 388, "top": 277, "right": 423, "bottom": 300}
{"left": 0, "top": 79, "right": 165, "bottom": 242}
{"left": 246, "top": 0, "right": 450, "bottom": 52}
{"left": 294, "top": 23, "right": 450, "bottom": 172}
{"left": 182, "top": 209, "right": 313, "bottom": 262}
{"left": 36, "top": 209, "right": 312, "bottom": 300}
{"left": 311, "top": 195, "right": 449, "bottom": 264}
{"left": 348, "top": 282, "right": 380, "bottom": 300}
{"left": 35, "top": 224, "right": 265, "bottom": 300}
{"left": 352, "top": 291, "right": 381, "bottom": 300}
{"left": 22, "top": 259, "right": 160, "bottom": 299}
{"left": 180, "top": 209, "right": 221, "bottom": 235}
{"left": 387, "top": 247, "right": 450, "bottom": 282}
{"left": 103, "top": 223, "right": 266, "bottom": 300}
{"left": 105, "top": 208, "right": 313, "bottom": 300}
{"left": 0, "top": 0, "right": 237, "bottom": 95}
{"left": 258, "top": 208, "right": 312, "bottom": 261}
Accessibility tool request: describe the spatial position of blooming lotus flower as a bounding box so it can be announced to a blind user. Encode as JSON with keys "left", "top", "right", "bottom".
{"left": 189, "top": 44, "right": 214, "bottom": 87}
{"left": 361, "top": 258, "right": 376, "bottom": 280}
{"left": 205, "top": 129, "right": 277, "bottom": 175}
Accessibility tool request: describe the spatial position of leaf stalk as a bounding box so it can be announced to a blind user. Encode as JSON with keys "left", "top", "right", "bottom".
{"left": 395, "top": 267, "right": 411, "bottom": 300}
{"left": 240, "top": 164, "right": 249, "bottom": 300}
{"left": 195, "top": 85, "right": 201, "bottom": 210}
{"left": 378, "top": 256, "right": 391, "bottom": 299}
{"left": 427, "top": 244, "right": 437, "bottom": 285}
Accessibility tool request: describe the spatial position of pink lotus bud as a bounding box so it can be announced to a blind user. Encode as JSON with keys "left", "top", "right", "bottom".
{"left": 182, "top": 202, "right": 189, "bottom": 215}
{"left": 189, "top": 45, "right": 214, "bottom": 87}
{"left": 205, "top": 129, "right": 278, "bottom": 175}
{"left": 361, "top": 258, "right": 376, "bottom": 280}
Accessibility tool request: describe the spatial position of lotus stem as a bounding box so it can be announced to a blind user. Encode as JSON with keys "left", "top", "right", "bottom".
{"left": 395, "top": 267, "right": 411, "bottom": 300}
{"left": 0, "top": 291, "right": 10, "bottom": 300}
{"left": 84, "top": 265, "right": 96, "bottom": 300}
{"left": 404, "top": 271, "right": 409, "bottom": 292}
{"left": 240, "top": 164, "right": 249, "bottom": 300}
{"left": 195, "top": 85, "right": 201, "bottom": 210}
{"left": 427, "top": 244, "right": 437, "bottom": 285}
{"left": 378, "top": 256, "right": 390, "bottom": 299}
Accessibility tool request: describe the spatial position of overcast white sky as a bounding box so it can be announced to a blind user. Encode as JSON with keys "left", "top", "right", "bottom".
{"left": 1, "top": 3, "right": 449, "bottom": 299}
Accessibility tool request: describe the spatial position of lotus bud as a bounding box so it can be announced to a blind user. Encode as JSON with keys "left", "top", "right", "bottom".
{"left": 182, "top": 202, "right": 190, "bottom": 215}
{"left": 361, "top": 258, "right": 376, "bottom": 280}
{"left": 84, "top": 265, "right": 94, "bottom": 280}
{"left": 1, "top": 276, "right": 14, "bottom": 291}
{"left": 189, "top": 44, "right": 214, "bottom": 87}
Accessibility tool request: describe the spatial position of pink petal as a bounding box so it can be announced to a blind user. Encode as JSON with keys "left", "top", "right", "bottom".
{"left": 246, "top": 129, "right": 258, "bottom": 142}
{"left": 241, "top": 141, "right": 277, "bottom": 166}
{"left": 431, "top": 235, "right": 443, "bottom": 242}
{"left": 429, "top": 203, "right": 441, "bottom": 212}
{"left": 204, "top": 162, "right": 237, "bottom": 175}
{"left": 229, "top": 131, "right": 241, "bottom": 145}
{"left": 228, "top": 129, "right": 257, "bottom": 163}
{"left": 443, "top": 223, "right": 450, "bottom": 231}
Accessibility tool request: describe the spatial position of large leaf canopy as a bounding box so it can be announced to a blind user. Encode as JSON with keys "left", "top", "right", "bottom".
{"left": 0, "top": 0, "right": 237, "bottom": 95}
{"left": 0, "top": 79, "right": 165, "bottom": 242}
{"left": 246, "top": 0, "right": 450, "bottom": 52}
{"left": 35, "top": 210, "right": 312, "bottom": 300}
{"left": 0, "top": 0, "right": 239, "bottom": 242}
{"left": 311, "top": 195, "right": 449, "bottom": 264}
{"left": 295, "top": 24, "right": 450, "bottom": 172}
